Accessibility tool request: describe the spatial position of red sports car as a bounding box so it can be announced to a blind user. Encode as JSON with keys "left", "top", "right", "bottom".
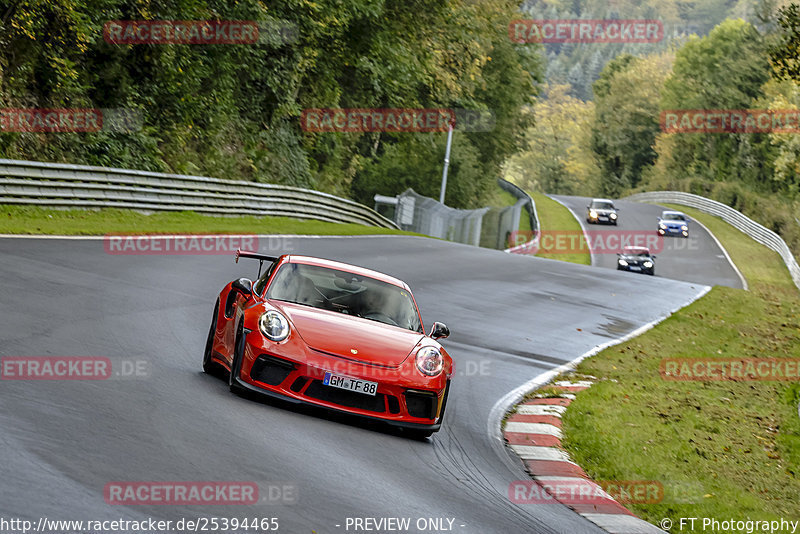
{"left": 203, "top": 250, "right": 453, "bottom": 438}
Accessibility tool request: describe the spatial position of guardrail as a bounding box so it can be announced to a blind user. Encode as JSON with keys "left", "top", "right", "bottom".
{"left": 0, "top": 158, "right": 398, "bottom": 229}
{"left": 499, "top": 179, "right": 539, "bottom": 254}
{"left": 625, "top": 191, "right": 800, "bottom": 291}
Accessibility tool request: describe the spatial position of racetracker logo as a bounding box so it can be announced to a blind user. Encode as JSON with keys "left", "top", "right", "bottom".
{"left": 104, "top": 20, "right": 260, "bottom": 44}
{"left": 104, "top": 234, "right": 259, "bottom": 255}
{"left": 104, "top": 482, "right": 259, "bottom": 505}
{"left": 508, "top": 230, "right": 664, "bottom": 254}
{"left": 0, "top": 108, "right": 142, "bottom": 133}
{"left": 661, "top": 109, "right": 800, "bottom": 133}
{"left": 660, "top": 358, "right": 800, "bottom": 381}
{"left": 509, "top": 19, "right": 664, "bottom": 43}
{"left": 509, "top": 480, "right": 663, "bottom": 504}
{"left": 301, "top": 109, "right": 455, "bottom": 133}
{"left": 1, "top": 357, "right": 112, "bottom": 380}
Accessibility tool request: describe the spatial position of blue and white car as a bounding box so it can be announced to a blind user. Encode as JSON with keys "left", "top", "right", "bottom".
{"left": 658, "top": 210, "right": 690, "bottom": 238}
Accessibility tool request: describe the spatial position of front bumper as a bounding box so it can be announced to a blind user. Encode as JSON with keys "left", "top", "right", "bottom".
{"left": 658, "top": 226, "right": 688, "bottom": 237}
{"left": 234, "top": 331, "right": 449, "bottom": 431}
{"left": 587, "top": 214, "right": 617, "bottom": 224}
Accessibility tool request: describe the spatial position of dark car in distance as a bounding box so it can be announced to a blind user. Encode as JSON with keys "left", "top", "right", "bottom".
{"left": 586, "top": 198, "right": 619, "bottom": 225}
{"left": 617, "top": 246, "right": 656, "bottom": 275}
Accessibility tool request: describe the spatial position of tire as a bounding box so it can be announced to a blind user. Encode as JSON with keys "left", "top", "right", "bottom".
{"left": 405, "top": 381, "right": 450, "bottom": 440}
{"left": 404, "top": 428, "right": 435, "bottom": 440}
{"left": 202, "top": 301, "right": 220, "bottom": 374}
{"left": 228, "top": 321, "right": 246, "bottom": 393}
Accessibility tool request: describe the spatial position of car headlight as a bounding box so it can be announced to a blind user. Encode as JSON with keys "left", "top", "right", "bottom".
{"left": 589, "top": 210, "right": 598, "bottom": 218}
{"left": 259, "top": 310, "right": 290, "bottom": 342}
{"left": 416, "top": 346, "right": 443, "bottom": 377}
{"left": 659, "top": 223, "right": 667, "bottom": 229}
{"left": 610, "top": 213, "right": 617, "bottom": 219}
{"left": 618, "top": 259, "right": 628, "bottom": 266}
{"left": 643, "top": 261, "right": 653, "bottom": 268}
{"left": 681, "top": 225, "right": 688, "bottom": 231}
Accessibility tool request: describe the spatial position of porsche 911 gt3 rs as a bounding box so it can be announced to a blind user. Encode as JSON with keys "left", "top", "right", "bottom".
{"left": 203, "top": 250, "right": 453, "bottom": 439}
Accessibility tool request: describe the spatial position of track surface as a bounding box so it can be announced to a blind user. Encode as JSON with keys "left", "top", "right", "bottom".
{"left": 0, "top": 236, "right": 709, "bottom": 533}
{"left": 552, "top": 196, "right": 743, "bottom": 289}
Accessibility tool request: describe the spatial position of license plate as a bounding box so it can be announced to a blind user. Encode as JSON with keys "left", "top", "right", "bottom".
{"left": 599, "top": 216, "right": 608, "bottom": 220}
{"left": 630, "top": 266, "right": 641, "bottom": 271}
{"left": 323, "top": 372, "right": 378, "bottom": 396}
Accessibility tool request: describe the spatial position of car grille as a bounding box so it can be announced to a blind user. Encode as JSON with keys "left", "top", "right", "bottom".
{"left": 250, "top": 355, "right": 296, "bottom": 386}
{"left": 304, "top": 380, "right": 387, "bottom": 413}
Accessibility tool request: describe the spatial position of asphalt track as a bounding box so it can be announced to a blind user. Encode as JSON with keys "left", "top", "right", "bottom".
{"left": 552, "top": 196, "right": 744, "bottom": 289}
{"left": 0, "top": 235, "right": 712, "bottom": 533}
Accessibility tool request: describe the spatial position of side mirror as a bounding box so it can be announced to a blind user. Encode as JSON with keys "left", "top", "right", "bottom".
{"left": 231, "top": 277, "right": 253, "bottom": 297}
{"left": 652, "top": 255, "right": 657, "bottom": 259}
{"left": 429, "top": 322, "right": 450, "bottom": 340}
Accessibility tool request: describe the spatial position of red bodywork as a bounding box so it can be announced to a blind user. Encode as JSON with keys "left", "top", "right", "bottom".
{"left": 205, "top": 253, "right": 453, "bottom": 434}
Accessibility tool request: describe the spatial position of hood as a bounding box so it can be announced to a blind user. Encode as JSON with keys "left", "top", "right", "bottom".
{"left": 270, "top": 300, "right": 424, "bottom": 367}
{"left": 663, "top": 220, "right": 685, "bottom": 227}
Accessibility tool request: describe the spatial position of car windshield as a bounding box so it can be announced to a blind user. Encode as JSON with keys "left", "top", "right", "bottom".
{"left": 624, "top": 249, "right": 650, "bottom": 258}
{"left": 591, "top": 201, "right": 614, "bottom": 210}
{"left": 663, "top": 212, "right": 687, "bottom": 221}
{"left": 266, "top": 262, "right": 422, "bottom": 332}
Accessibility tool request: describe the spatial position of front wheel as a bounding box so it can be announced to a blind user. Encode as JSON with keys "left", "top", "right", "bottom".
{"left": 228, "top": 321, "right": 246, "bottom": 393}
{"left": 202, "top": 301, "right": 220, "bottom": 374}
{"left": 404, "top": 428, "right": 435, "bottom": 440}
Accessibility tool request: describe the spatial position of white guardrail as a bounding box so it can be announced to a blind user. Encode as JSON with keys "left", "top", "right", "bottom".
{"left": 0, "top": 158, "right": 399, "bottom": 229}
{"left": 625, "top": 191, "right": 800, "bottom": 291}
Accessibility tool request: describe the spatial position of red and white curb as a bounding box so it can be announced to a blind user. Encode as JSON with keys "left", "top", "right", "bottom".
{"left": 503, "top": 380, "right": 666, "bottom": 534}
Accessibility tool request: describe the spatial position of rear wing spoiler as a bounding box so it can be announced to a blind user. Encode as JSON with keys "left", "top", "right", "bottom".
{"left": 235, "top": 249, "right": 280, "bottom": 278}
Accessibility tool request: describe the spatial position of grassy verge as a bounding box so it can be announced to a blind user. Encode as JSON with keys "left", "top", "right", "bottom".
{"left": 530, "top": 192, "right": 590, "bottom": 265}
{"left": 560, "top": 205, "right": 800, "bottom": 527}
{"left": 0, "top": 205, "right": 417, "bottom": 237}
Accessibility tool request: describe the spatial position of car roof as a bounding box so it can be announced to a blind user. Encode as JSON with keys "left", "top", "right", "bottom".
{"left": 622, "top": 246, "right": 650, "bottom": 254}
{"left": 661, "top": 210, "right": 685, "bottom": 217}
{"left": 284, "top": 255, "right": 409, "bottom": 289}
{"left": 592, "top": 198, "right": 614, "bottom": 203}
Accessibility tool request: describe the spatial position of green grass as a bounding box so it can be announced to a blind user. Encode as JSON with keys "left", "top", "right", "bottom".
{"left": 530, "top": 192, "right": 591, "bottom": 265}
{"left": 0, "top": 205, "right": 417, "bottom": 237}
{"left": 561, "top": 206, "right": 800, "bottom": 528}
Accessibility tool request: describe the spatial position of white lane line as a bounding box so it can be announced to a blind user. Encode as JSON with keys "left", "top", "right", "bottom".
{"left": 686, "top": 216, "right": 748, "bottom": 291}
{"left": 504, "top": 422, "right": 563, "bottom": 438}
{"left": 552, "top": 380, "right": 595, "bottom": 388}
{"left": 548, "top": 195, "right": 596, "bottom": 267}
{"left": 581, "top": 513, "right": 666, "bottom": 534}
{"left": 517, "top": 404, "right": 567, "bottom": 416}
{"left": 509, "top": 445, "right": 576, "bottom": 463}
{"left": 487, "top": 284, "right": 712, "bottom": 480}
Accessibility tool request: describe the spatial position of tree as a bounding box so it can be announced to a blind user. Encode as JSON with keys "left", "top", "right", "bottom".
{"left": 591, "top": 52, "right": 674, "bottom": 196}
{"left": 660, "top": 19, "right": 772, "bottom": 187}
{"left": 505, "top": 84, "right": 601, "bottom": 196}
{"left": 771, "top": 2, "right": 800, "bottom": 82}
